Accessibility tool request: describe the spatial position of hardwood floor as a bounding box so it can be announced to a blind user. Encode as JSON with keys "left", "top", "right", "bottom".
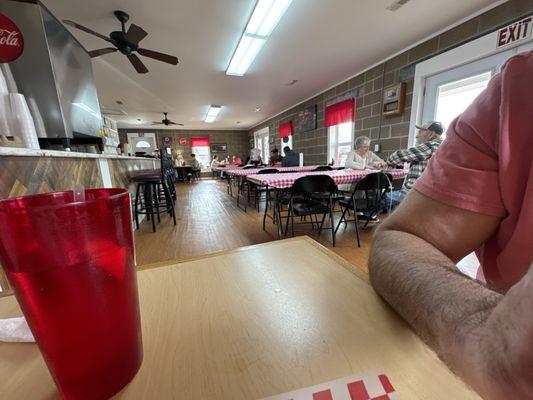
{"left": 134, "top": 179, "right": 379, "bottom": 272}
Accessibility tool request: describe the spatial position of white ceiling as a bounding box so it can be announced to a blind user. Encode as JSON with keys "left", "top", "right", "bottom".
{"left": 43, "top": 0, "right": 504, "bottom": 131}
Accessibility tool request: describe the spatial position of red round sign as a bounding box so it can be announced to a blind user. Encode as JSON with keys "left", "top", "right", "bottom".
{"left": 0, "top": 13, "right": 24, "bottom": 63}
{"left": 179, "top": 137, "right": 187, "bottom": 146}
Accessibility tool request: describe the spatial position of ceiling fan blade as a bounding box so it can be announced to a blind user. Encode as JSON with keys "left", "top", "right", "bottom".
{"left": 138, "top": 48, "right": 178, "bottom": 65}
{"left": 151, "top": 122, "right": 161, "bottom": 125}
{"left": 63, "top": 20, "right": 112, "bottom": 43}
{"left": 168, "top": 122, "right": 184, "bottom": 126}
{"left": 89, "top": 48, "right": 117, "bottom": 58}
{"left": 127, "top": 54, "right": 148, "bottom": 74}
{"left": 125, "top": 24, "right": 148, "bottom": 45}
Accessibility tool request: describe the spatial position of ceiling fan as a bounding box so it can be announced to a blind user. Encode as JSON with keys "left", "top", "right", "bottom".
{"left": 151, "top": 112, "right": 184, "bottom": 127}
{"left": 63, "top": 10, "right": 178, "bottom": 74}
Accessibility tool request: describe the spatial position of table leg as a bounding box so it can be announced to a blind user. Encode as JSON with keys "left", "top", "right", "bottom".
{"left": 262, "top": 186, "right": 269, "bottom": 231}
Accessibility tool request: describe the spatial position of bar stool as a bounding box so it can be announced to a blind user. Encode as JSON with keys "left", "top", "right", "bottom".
{"left": 133, "top": 153, "right": 177, "bottom": 232}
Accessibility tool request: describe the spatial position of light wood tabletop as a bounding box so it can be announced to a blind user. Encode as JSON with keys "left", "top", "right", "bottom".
{"left": 0, "top": 236, "right": 480, "bottom": 399}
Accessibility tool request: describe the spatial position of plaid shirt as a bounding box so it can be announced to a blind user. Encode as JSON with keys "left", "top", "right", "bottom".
{"left": 387, "top": 138, "right": 443, "bottom": 193}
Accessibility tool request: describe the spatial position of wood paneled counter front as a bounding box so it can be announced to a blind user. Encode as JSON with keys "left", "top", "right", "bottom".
{"left": 0, "top": 237, "right": 480, "bottom": 399}
{"left": 0, "top": 147, "right": 158, "bottom": 199}
{"left": 0, "top": 146, "right": 158, "bottom": 295}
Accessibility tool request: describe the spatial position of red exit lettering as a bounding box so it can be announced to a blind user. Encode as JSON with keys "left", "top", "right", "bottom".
{"left": 497, "top": 17, "right": 532, "bottom": 48}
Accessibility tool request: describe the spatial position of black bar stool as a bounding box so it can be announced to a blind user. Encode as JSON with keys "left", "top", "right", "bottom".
{"left": 133, "top": 152, "right": 177, "bottom": 232}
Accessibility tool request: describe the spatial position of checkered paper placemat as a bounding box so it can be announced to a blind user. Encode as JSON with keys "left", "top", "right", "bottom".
{"left": 227, "top": 166, "right": 323, "bottom": 176}
{"left": 247, "top": 169, "right": 405, "bottom": 189}
{"left": 260, "top": 372, "right": 399, "bottom": 400}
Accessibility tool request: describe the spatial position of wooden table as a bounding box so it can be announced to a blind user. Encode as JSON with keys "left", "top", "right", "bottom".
{"left": 0, "top": 237, "right": 479, "bottom": 399}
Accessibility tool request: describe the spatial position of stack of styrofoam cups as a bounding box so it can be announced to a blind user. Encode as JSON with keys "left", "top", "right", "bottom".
{"left": 10, "top": 93, "right": 40, "bottom": 149}
{"left": 0, "top": 68, "right": 13, "bottom": 136}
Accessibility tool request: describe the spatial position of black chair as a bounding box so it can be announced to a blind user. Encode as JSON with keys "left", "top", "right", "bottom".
{"left": 284, "top": 175, "right": 337, "bottom": 246}
{"left": 249, "top": 168, "right": 279, "bottom": 211}
{"left": 133, "top": 152, "right": 177, "bottom": 232}
{"left": 335, "top": 172, "right": 392, "bottom": 247}
{"left": 313, "top": 165, "right": 333, "bottom": 171}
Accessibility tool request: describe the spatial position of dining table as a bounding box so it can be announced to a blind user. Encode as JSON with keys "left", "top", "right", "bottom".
{"left": 247, "top": 169, "right": 407, "bottom": 238}
{"left": 0, "top": 237, "right": 479, "bottom": 399}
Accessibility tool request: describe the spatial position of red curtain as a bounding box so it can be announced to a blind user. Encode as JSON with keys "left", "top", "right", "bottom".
{"left": 190, "top": 137, "right": 210, "bottom": 147}
{"left": 279, "top": 121, "right": 293, "bottom": 138}
{"left": 325, "top": 98, "right": 355, "bottom": 128}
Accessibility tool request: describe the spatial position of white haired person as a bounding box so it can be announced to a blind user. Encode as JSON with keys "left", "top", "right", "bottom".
{"left": 345, "top": 136, "right": 386, "bottom": 170}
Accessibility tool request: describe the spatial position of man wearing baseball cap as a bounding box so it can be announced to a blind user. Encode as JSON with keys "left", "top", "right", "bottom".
{"left": 383, "top": 120, "right": 444, "bottom": 209}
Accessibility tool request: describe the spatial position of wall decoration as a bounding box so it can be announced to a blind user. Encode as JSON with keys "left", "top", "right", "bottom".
{"left": 211, "top": 143, "right": 227, "bottom": 153}
{"left": 0, "top": 13, "right": 24, "bottom": 63}
{"left": 295, "top": 105, "right": 317, "bottom": 133}
{"left": 163, "top": 136, "right": 171, "bottom": 147}
{"left": 249, "top": 137, "right": 254, "bottom": 149}
{"left": 178, "top": 137, "right": 187, "bottom": 146}
{"left": 382, "top": 82, "right": 406, "bottom": 116}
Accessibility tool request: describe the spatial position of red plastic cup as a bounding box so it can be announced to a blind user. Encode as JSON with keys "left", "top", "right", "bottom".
{"left": 0, "top": 189, "right": 143, "bottom": 400}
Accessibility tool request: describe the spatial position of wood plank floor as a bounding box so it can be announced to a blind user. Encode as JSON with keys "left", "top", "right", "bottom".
{"left": 134, "top": 179, "right": 379, "bottom": 272}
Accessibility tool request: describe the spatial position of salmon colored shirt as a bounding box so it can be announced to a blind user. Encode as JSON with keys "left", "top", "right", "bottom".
{"left": 414, "top": 51, "right": 533, "bottom": 292}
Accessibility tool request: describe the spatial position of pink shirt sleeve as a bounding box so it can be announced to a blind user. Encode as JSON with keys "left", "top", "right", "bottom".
{"left": 414, "top": 72, "right": 507, "bottom": 217}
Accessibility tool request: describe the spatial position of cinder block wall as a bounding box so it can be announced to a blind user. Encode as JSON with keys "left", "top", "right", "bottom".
{"left": 249, "top": 0, "right": 532, "bottom": 163}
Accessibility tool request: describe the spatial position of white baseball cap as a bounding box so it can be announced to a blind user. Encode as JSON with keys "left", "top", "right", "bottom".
{"left": 415, "top": 121, "right": 444, "bottom": 135}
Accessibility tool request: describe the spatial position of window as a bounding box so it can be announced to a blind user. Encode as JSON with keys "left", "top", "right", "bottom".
{"left": 434, "top": 71, "right": 491, "bottom": 136}
{"left": 135, "top": 140, "right": 152, "bottom": 149}
{"left": 325, "top": 98, "right": 355, "bottom": 166}
{"left": 281, "top": 135, "right": 292, "bottom": 156}
{"left": 254, "top": 127, "right": 269, "bottom": 163}
{"left": 327, "top": 122, "right": 353, "bottom": 166}
{"left": 190, "top": 137, "right": 211, "bottom": 171}
{"left": 421, "top": 49, "right": 515, "bottom": 136}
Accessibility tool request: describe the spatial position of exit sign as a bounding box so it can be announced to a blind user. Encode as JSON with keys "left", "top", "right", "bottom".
{"left": 497, "top": 16, "right": 532, "bottom": 48}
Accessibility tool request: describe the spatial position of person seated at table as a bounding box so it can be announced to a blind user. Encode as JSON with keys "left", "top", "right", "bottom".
{"left": 175, "top": 152, "right": 186, "bottom": 167}
{"left": 250, "top": 148, "right": 262, "bottom": 166}
{"left": 190, "top": 154, "right": 201, "bottom": 171}
{"left": 369, "top": 51, "right": 533, "bottom": 400}
{"left": 345, "top": 136, "right": 386, "bottom": 170}
{"left": 233, "top": 155, "right": 242, "bottom": 165}
{"left": 210, "top": 155, "right": 220, "bottom": 170}
{"left": 270, "top": 148, "right": 282, "bottom": 166}
{"left": 281, "top": 146, "right": 299, "bottom": 167}
{"left": 383, "top": 121, "right": 444, "bottom": 210}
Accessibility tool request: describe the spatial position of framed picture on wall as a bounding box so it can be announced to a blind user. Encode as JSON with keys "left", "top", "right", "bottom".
{"left": 211, "top": 143, "right": 227, "bottom": 153}
{"left": 249, "top": 137, "right": 254, "bottom": 149}
{"left": 295, "top": 104, "right": 317, "bottom": 133}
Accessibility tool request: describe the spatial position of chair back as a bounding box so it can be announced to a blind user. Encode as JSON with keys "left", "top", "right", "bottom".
{"left": 291, "top": 175, "right": 336, "bottom": 196}
{"left": 313, "top": 165, "right": 333, "bottom": 171}
{"left": 160, "top": 151, "right": 174, "bottom": 176}
{"left": 354, "top": 172, "right": 391, "bottom": 192}
{"left": 257, "top": 168, "right": 279, "bottom": 174}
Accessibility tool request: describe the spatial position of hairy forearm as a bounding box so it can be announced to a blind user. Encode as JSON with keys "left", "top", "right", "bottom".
{"left": 369, "top": 230, "right": 502, "bottom": 393}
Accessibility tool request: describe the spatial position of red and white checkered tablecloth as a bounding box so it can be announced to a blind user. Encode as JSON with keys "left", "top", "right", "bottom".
{"left": 246, "top": 169, "right": 406, "bottom": 189}
{"left": 226, "top": 165, "right": 324, "bottom": 176}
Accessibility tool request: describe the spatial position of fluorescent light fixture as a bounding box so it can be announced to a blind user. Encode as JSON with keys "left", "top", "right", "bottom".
{"left": 226, "top": 0, "right": 293, "bottom": 76}
{"left": 205, "top": 105, "right": 222, "bottom": 123}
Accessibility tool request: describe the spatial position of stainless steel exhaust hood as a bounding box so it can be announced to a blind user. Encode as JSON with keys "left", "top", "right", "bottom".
{"left": 1, "top": 0, "right": 103, "bottom": 150}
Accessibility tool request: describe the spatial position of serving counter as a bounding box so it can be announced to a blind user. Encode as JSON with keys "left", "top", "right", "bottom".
{"left": 0, "top": 147, "right": 158, "bottom": 199}
{"left": 0, "top": 147, "right": 159, "bottom": 296}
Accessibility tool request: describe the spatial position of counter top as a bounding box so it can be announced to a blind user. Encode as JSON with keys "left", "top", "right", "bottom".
{"left": 0, "top": 146, "right": 152, "bottom": 160}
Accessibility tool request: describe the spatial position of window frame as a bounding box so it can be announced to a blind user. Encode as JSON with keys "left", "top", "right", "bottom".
{"left": 327, "top": 121, "right": 354, "bottom": 167}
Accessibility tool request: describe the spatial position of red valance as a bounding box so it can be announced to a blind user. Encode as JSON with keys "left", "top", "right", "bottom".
{"left": 279, "top": 121, "right": 293, "bottom": 138}
{"left": 190, "top": 137, "right": 210, "bottom": 147}
{"left": 325, "top": 98, "right": 355, "bottom": 128}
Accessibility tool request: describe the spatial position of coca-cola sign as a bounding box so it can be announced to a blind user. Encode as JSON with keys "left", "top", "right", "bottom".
{"left": 0, "top": 13, "right": 24, "bottom": 63}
